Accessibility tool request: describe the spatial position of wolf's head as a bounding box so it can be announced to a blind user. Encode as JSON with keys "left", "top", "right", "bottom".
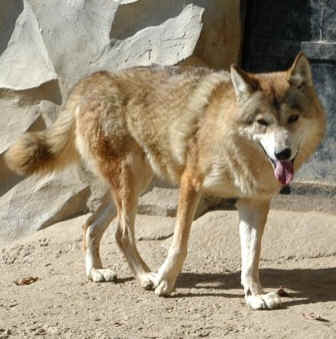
{"left": 230, "top": 52, "right": 325, "bottom": 186}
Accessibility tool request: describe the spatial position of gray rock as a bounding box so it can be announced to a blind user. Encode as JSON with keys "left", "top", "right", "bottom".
{"left": 0, "top": 168, "right": 89, "bottom": 242}
{"left": 96, "top": 2, "right": 204, "bottom": 71}
{"left": 138, "top": 187, "right": 233, "bottom": 219}
{"left": 0, "top": 0, "right": 57, "bottom": 90}
{"left": 135, "top": 215, "right": 176, "bottom": 241}
{"left": 138, "top": 187, "right": 179, "bottom": 217}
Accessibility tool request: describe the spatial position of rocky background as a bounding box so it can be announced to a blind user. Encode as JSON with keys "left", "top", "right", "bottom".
{"left": 0, "top": 0, "right": 334, "bottom": 243}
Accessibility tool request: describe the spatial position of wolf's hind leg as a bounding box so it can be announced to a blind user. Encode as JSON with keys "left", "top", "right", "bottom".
{"left": 237, "top": 198, "right": 281, "bottom": 310}
{"left": 113, "top": 188, "right": 155, "bottom": 289}
{"left": 83, "top": 191, "right": 117, "bottom": 282}
{"left": 104, "top": 154, "right": 155, "bottom": 289}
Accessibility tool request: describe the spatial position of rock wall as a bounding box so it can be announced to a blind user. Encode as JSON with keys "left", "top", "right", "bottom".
{"left": 0, "top": 0, "right": 243, "bottom": 241}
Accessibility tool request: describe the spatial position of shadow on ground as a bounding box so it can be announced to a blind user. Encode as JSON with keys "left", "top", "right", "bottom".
{"left": 173, "top": 267, "right": 336, "bottom": 308}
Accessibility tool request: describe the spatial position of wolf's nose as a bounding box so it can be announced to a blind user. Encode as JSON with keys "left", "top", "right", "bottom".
{"left": 275, "top": 148, "right": 291, "bottom": 160}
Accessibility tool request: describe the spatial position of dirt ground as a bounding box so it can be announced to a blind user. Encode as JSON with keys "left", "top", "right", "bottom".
{"left": 1, "top": 193, "right": 336, "bottom": 339}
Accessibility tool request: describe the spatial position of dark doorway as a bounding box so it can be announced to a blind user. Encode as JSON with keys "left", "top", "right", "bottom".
{"left": 243, "top": 0, "right": 336, "bottom": 182}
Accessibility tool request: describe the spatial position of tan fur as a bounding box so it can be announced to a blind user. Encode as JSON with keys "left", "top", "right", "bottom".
{"left": 5, "top": 53, "right": 326, "bottom": 308}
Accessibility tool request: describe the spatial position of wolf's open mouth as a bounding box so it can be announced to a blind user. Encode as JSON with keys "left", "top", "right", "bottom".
{"left": 258, "top": 143, "right": 295, "bottom": 185}
{"left": 272, "top": 158, "right": 294, "bottom": 185}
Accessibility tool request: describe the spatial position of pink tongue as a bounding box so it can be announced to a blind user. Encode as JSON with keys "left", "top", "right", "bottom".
{"left": 274, "top": 160, "right": 294, "bottom": 185}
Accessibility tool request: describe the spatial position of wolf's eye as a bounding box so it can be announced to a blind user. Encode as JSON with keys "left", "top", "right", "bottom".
{"left": 256, "top": 119, "right": 269, "bottom": 127}
{"left": 288, "top": 115, "right": 299, "bottom": 124}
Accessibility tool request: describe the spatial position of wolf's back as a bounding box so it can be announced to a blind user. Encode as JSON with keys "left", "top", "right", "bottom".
{"left": 5, "top": 109, "right": 78, "bottom": 176}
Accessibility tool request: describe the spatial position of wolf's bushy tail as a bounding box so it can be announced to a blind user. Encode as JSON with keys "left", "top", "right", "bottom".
{"left": 5, "top": 109, "right": 79, "bottom": 176}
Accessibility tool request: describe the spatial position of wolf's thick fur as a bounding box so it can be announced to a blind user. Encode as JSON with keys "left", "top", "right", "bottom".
{"left": 5, "top": 101, "right": 78, "bottom": 175}
{"left": 5, "top": 53, "right": 325, "bottom": 309}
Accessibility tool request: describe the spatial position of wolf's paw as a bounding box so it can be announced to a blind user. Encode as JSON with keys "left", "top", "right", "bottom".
{"left": 89, "top": 268, "right": 117, "bottom": 282}
{"left": 246, "top": 292, "right": 281, "bottom": 310}
{"left": 137, "top": 271, "right": 176, "bottom": 296}
{"left": 154, "top": 275, "right": 176, "bottom": 296}
{"left": 138, "top": 272, "right": 159, "bottom": 290}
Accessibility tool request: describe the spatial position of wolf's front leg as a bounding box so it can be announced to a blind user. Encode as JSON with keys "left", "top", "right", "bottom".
{"left": 237, "top": 198, "right": 281, "bottom": 310}
{"left": 153, "top": 173, "right": 201, "bottom": 296}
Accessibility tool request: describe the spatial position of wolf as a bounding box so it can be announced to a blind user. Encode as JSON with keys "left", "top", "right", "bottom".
{"left": 5, "top": 52, "right": 325, "bottom": 309}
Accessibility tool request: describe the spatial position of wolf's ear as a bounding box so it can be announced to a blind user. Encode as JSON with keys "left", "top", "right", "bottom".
{"left": 230, "top": 65, "right": 258, "bottom": 103}
{"left": 287, "top": 52, "right": 313, "bottom": 88}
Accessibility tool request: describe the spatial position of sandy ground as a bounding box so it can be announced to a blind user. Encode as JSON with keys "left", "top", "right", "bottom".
{"left": 1, "top": 194, "right": 336, "bottom": 339}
